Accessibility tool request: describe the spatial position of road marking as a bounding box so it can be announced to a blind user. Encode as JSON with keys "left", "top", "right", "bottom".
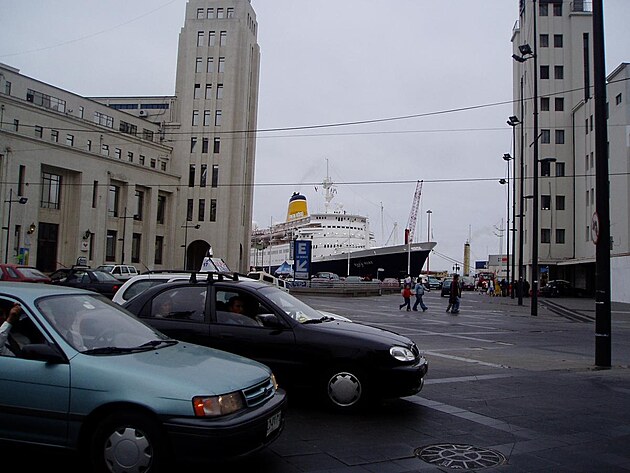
{"left": 423, "top": 351, "right": 511, "bottom": 368}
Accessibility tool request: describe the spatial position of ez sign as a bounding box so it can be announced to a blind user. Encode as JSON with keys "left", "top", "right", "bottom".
{"left": 293, "top": 240, "right": 311, "bottom": 280}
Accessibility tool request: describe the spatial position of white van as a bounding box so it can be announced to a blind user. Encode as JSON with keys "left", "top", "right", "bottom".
{"left": 246, "top": 271, "right": 290, "bottom": 292}
{"left": 96, "top": 264, "right": 139, "bottom": 281}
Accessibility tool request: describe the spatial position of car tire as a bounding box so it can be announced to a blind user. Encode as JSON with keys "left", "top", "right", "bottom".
{"left": 90, "top": 410, "right": 169, "bottom": 473}
{"left": 325, "top": 369, "right": 365, "bottom": 410}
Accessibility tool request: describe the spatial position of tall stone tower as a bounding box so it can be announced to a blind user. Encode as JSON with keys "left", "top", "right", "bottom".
{"left": 172, "top": 0, "right": 260, "bottom": 272}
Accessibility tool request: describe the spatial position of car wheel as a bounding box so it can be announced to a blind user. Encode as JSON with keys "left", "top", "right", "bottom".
{"left": 325, "top": 369, "right": 365, "bottom": 410}
{"left": 91, "top": 410, "right": 169, "bottom": 473}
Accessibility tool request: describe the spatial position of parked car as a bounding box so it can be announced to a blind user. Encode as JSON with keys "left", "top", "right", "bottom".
{"left": 425, "top": 276, "right": 441, "bottom": 290}
{"left": 112, "top": 271, "right": 196, "bottom": 305}
{"left": 50, "top": 267, "right": 122, "bottom": 299}
{"left": 95, "top": 264, "right": 139, "bottom": 281}
{"left": 311, "top": 271, "right": 340, "bottom": 281}
{"left": 441, "top": 278, "right": 453, "bottom": 297}
{"left": 539, "top": 280, "right": 587, "bottom": 298}
{"left": 343, "top": 275, "right": 364, "bottom": 283}
{"left": 380, "top": 277, "right": 400, "bottom": 289}
{"left": 123, "top": 273, "right": 428, "bottom": 410}
{"left": 461, "top": 276, "right": 476, "bottom": 291}
{"left": 0, "top": 264, "right": 51, "bottom": 283}
{"left": 0, "top": 282, "right": 286, "bottom": 472}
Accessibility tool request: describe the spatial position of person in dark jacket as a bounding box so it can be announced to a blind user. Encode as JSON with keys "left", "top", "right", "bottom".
{"left": 448, "top": 274, "right": 462, "bottom": 314}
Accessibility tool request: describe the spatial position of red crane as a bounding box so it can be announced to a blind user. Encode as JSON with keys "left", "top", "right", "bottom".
{"left": 405, "top": 180, "right": 423, "bottom": 244}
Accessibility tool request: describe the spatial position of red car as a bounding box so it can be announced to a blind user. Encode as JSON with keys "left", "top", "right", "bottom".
{"left": 0, "top": 264, "right": 52, "bottom": 283}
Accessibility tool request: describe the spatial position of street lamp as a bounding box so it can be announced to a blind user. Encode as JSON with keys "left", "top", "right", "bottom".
{"left": 3, "top": 189, "right": 28, "bottom": 263}
{"left": 182, "top": 222, "right": 200, "bottom": 270}
{"left": 507, "top": 116, "right": 520, "bottom": 299}
{"left": 452, "top": 263, "right": 460, "bottom": 276}
{"left": 426, "top": 209, "right": 432, "bottom": 274}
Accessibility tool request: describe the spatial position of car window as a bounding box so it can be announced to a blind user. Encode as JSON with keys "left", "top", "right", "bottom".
{"left": 259, "top": 286, "right": 323, "bottom": 322}
{"left": 123, "top": 278, "right": 170, "bottom": 301}
{"left": 214, "top": 290, "right": 263, "bottom": 326}
{"left": 149, "top": 286, "right": 206, "bottom": 322}
{"left": 6, "top": 267, "right": 18, "bottom": 278}
{"left": 1, "top": 297, "right": 49, "bottom": 358}
{"left": 93, "top": 271, "right": 119, "bottom": 282}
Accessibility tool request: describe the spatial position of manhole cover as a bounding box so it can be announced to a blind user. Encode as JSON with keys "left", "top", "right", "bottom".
{"left": 415, "top": 443, "right": 506, "bottom": 469}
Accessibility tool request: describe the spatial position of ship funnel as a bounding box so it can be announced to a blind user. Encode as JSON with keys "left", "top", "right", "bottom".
{"left": 287, "top": 192, "right": 308, "bottom": 222}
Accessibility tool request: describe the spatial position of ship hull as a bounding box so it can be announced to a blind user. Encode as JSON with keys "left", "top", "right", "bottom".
{"left": 310, "top": 243, "right": 434, "bottom": 280}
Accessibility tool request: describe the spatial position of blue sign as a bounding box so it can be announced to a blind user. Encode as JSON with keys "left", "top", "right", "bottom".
{"left": 293, "top": 240, "right": 311, "bottom": 280}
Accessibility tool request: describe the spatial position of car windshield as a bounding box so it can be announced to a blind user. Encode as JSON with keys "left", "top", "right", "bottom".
{"left": 97, "top": 265, "right": 115, "bottom": 272}
{"left": 17, "top": 267, "right": 48, "bottom": 279}
{"left": 259, "top": 286, "right": 328, "bottom": 323}
{"left": 92, "top": 271, "right": 120, "bottom": 282}
{"left": 37, "top": 294, "right": 170, "bottom": 353}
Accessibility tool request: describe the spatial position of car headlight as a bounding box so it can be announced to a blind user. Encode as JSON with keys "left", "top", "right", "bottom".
{"left": 389, "top": 346, "right": 416, "bottom": 362}
{"left": 192, "top": 391, "right": 245, "bottom": 417}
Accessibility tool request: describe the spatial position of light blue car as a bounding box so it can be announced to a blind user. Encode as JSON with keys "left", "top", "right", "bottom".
{"left": 0, "top": 282, "right": 286, "bottom": 472}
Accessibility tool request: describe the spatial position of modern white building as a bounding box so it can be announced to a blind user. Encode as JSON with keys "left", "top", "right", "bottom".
{"left": 511, "top": 1, "right": 630, "bottom": 302}
{"left": 0, "top": 0, "right": 259, "bottom": 273}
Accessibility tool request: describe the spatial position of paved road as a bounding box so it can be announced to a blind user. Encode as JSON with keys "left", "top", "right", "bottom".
{"left": 13, "top": 290, "right": 630, "bottom": 471}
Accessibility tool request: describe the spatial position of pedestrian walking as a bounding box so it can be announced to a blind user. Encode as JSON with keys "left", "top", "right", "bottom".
{"left": 449, "top": 274, "right": 462, "bottom": 314}
{"left": 399, "top": 284, "right": 412, "bottom": 311}
{"left": 412, "top": 281, "right": 428, "bottom": 312}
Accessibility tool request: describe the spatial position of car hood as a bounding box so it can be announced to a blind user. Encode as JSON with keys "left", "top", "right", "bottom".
{"left": 69, "top": 341, "right": 273, "bottom": 398}
{"left": 303, "top": 320, "right": 415, "bottom": 348}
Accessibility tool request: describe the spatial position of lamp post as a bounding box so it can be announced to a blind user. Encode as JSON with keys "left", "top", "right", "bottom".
{"left": 3, "top": 189, "right": 28, "bottom": 263}
{"left": 452, "top": 263, "right": 460, "bottom": 276}
{"left": 426, "top": 209, "right": 432, "bottom": 274}
{"left": 507, "top": 115, "right": 520, "bottom": 299}
{"left": 182, "top": 222, "right": 200, "bottom": 270}
{"left": 119, "top": 207, "right": 138, "bottom": 265}
{"left": 499, "top": 173, "right": 510, "bottom": 291}
{"left": 512, "top": 3, "right": 538, "bottom": 315}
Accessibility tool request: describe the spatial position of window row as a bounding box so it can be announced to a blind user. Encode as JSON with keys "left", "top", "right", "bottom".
{"left": 196, "top": 7, "right": 234, "bottom": 19}
{"left": 195, "top": 56, "right": 226, "bottom": 74}
{"left": 188, "top": 164, "right": 219, "bottom": 188}
{"left": 190, "top": 136, "right": 221, "bottom": 154}
{"left": 540, "top": 96, "right": 564, "bottom": 112}
{"left": 187, "top": 198, "right": 217, "bottom": 222}
{"left": 192, "top": 110, "right": 222, "bottom": 126}
{"left": 540, "top": 65, "right": 564, "bottom": 80}
{"left": 540, "top": 129, "right": 565, "bottom": 145}
{"left": 196, "top": 31, "right": 228, "bottom": 47}
{"left": 193, "top": 83, "right": 224, "bottom": 100}
{"left": 540, "top": 229, "right": 565, "bottom": 244}
{"left": 105, "top": 231, "right": 167, "bottom": 264}
{"left": 539, "top": 3, "right": 562, "bottom": 17}
{"left": 540, "top": 195, "right": 566, "bottom": 211}
{"left": 539, "top": 34, "right": 563, "bottom": 48}
{"left": 586, "top": 188, "right": 595, "bottom": 207}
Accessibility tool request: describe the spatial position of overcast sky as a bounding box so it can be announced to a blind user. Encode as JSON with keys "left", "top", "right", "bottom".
{"left": 1, "top": 1, "right": 629, "bottom": 272}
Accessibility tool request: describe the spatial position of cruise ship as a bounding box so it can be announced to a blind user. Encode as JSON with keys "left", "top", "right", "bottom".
{"left": 250, "top": 175, "right": 436, "bottom": 280}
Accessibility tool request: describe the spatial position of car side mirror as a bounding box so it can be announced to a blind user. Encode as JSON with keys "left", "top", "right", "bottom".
{"left": 20, "top": 344, "right": 66, "bottom": 363}
{"left": 257, "top": 313, "right": 281, "bottom": 328}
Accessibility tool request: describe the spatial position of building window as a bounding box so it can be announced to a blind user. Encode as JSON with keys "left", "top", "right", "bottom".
{"left": 556, "top": 195, "right": 565, "bottom": 211}
{"left": 13, "top": 119, "right": 19, "bottom": 131}
{"left": 4, "top": 80, "right": 10, "bottom": 95}
{"left": 586, "top": 226, "right": 590, "bottom": 241}
{"left": 213, "top": 137, "right": 221, "bottom": 153}
{"left": 78, "top": 106, "right": 84, "bottom": 118}
{"left": 209, "top": 31, "right": 216, "bottom": 46}
{"left": 556, "top": 162, "right": 565, "bottom": 176}
{"left": 131, "top": 233, "right": 141, "bottom": 263}
{"left": 189, "top": 165, "right": 196, "bottom": 187}
{"left": 34, "top": 126, "right": 43, "bottom": 138}
{"left": 616, "top": 93, "right": 622, "bottom": 105}
{"left": 541, "top": 129, "right": 551, "bottom": 144}
{"left": 156, "top": 195, "right": 166, "bottom": 225}
{"left": 204, "top": 110, "right": 211, "bottom": 126}
{"left": 200, "top": 164, "right": 207, "bottom": 187}
{"left": 106, "top": 230, "right": 117, "bottom": 261}
{"left": 212, "top": 164, "right": 219, "bottom": 188}
{"left": 541, "top": 97, "right": 550, "bottom": 111}
{"left": 540, "top": 66, "right": 550, "bottom": 79}
{"left": 114, "top": 148, "right": 121, "bottom": 160}
{"left": 191, "top": 137, "right": 197, "bottom": 153}
{"left": 227, "top": 8, "right": 234, "bottom": 18}
{"left": 155, "top": 236, "right": 164, "bottom": 264}
{"left": 215, "top": 110, "right": 222, "bottom": 126}
{"left": 94, "top": 111, "right": 114, "bottom": 128}
{"left": 17, "top": 166, "right": 25, "bottom": 196}
{"left": 196, "top": 8, "right": 204, "bottom": 19}
{"left": 143, "top": 129, "right": 154, "bottom": 141}
{"left": 585, "top": 119, "right": 589, "bottom": 135}
{"left": 555, "top": 129, "right": 565, "bottom": 144}
{"left": 539, "top": 3, "right": 548, "bottom": 16}
{"left": 541, "top": 160, "right": 552, "bottom": 177}
{"left": 586, "top": 190, "right": 590, "bottom": 206}
{"left": 26, "top": 88, "right": 66, "bottom": 112}
{"left": 139, "top": 155, "right": 145, "bottom": 165}
{"left": 217, "top": 7, "right": 224, "bottom": 18}
{"left": 51, "top": 130, "right": 59, "bottom": 142}
{"left": 119, "top": 121, "right": 137, "bottom": 135}
{"left": 220, "top": 31, "right": 227, "bottom": 46}
{"left": 207, "top": 57, "right": 214, "bottom": 73}
{"left": 160, "top": 161, "right": 166, "bottom": 171}
{"left": 128, "top": 152, "right": 134, "bottom": 162}
{"left": 135, "top": 190, "right": 144, "bottom": 220}
{"left": 554, "top": 66, "right": 564, "bottom": 79}
{"left": 108, "top": 185, "right": 120, "bottom": 217}
{"left": 216, "top": 84, "right": 224, "bottom": 99}
{"left": 541, "top": 195, "right": 551, "bottom": 210}
{"left": 197, "top": 31, "right": 204, "bottom": 47}
{"left": 554, "top": 34, "right": 563, "bottom": 48}
{"left": 192, "top": 110, "right": 199, "bottom": 126}
{"left": 194, "top": 83, "right": 202, "bottom": 99}
{"left": 195, "top": 57, "right": 203, "bottom": 73}
{"left": 207, "top": 8, "right": 214, "bottom": 18}
{"left": 198, "top": 199, "right": 205, "bottom": 221}
{"left": 210, "top": 199, "right": 217, "bottom": 222}
{"left": 101, "top": 144, "right": 110, "bottom": 156}
{"left": 541, "top": 229, "right": 551, "bottom": 244}
{"left": 187, "top": 199, "right": 194, "bottom": 221}
{"left": 555, "top": 97, "right": 564, "bottom": 111}
{"left": 202, "top": 138, "right": 209, "bottom": 153}
{"left": 150, "top": 158, "right": 156, "bottom": 168}
{"left": 92, "top": 181, "right": 98, "bottom": 208}
{"left": 218, "top": 57, "right": 225, "bottom": 73}
{"left": 87, "top": 139, "right": 92, "bottom": 151}
{"left": 205, "top": 84, "right": 212, "bottom": 99}
{"left": 556, "top": 229, "right": 565, "bottom": 244}
{"left": 540, "top": 34, "right": 549, "bottom": 47}
{"left": 553, "top": 3, "right": 562, "bottom": 16}
{"left": 41, "top": 172, "right": 61, "bottom": 209}
{"left": 66, "top": 133, "right": 75, "bottom": 146}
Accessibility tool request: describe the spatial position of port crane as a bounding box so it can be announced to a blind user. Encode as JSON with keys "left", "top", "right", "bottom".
{"left": 404, "top": 180, "right": 423, "bottom": 244}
